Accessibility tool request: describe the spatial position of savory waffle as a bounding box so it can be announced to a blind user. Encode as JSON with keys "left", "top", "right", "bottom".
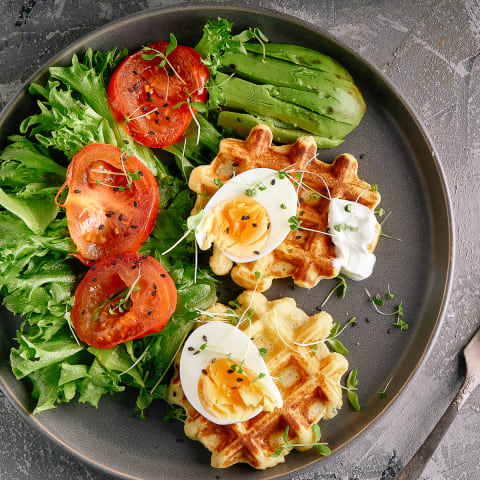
{"left": 167, "top": 291, "right": 348, "bottom": 469}
{"left": 188, "top": 124, "right": 381, "bottom": 291}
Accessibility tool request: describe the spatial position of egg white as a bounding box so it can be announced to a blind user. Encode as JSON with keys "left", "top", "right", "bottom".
{"left": 195, "top": 168, "right": 297, "bottom": 263}
{"left": 179, "top": 321, "right": 283, "bottom": 425}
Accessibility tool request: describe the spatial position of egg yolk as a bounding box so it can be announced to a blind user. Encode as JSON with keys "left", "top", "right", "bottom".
{"left": 198, "top": 358, "right": 277, "bottom": 421}
{"left": 199, "top": 197, "right": 270, "bottom": 258}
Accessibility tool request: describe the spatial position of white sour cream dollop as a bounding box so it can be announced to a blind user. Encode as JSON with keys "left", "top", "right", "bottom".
{"left": 328, "top": 198, "right": 377, "bottom": 281}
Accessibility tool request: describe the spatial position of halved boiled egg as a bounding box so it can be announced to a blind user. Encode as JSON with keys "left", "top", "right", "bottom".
{"left": 195, "top": 168, "right": 297, "bottom": 263}
{"left": 179, "top": 321, "right": 283, "bottom": 425}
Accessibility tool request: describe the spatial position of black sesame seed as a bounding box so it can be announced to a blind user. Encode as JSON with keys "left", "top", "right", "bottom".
{"left": 271, "top": 179, "right": 276, "bottom": 185}
{"left": 236, "top": 378, "right": 244, "bottom": 382}
{"left": 211, "top": 358, "right": 216, "bottom": 364}
{"left": 81, "top": 309, "right": 85, "bottom": 315}
{"left": 202, "top": 335, "right": 207, "bottom": 342}
{"left": 111, "top": 261, "right": 116, "bottom": 265}
{"left": 92, "top": 277, "right": 97, "bottom": 282}
{"left": 134, "top": 84, "right": 139, "bottom": 90}
{"left": 99, "top": 224, "right": 105, "bottom": 230}
{"left": 113, "top": 187, "right": 120, "bottom": 192}
{"left": 133, "top": 260, "right": 138, "bottom": 264}
{"left": 153, "top": 283, "right": 157, "bottom": 289}
{"left": 299, "top": 198, "right": 304, "bottom": 203}
{"left": 118, "top": 253, "right": 123, "bottom": 259}
{"left": 202, "top": 369, "right": 207, "bottom": 375}
{"left": 131, "top": 225, "right": 137, "bottom": 229}
{"left": 296, "top": 235, "right": 302, "bottom": 239}
{"left": 133, "top": 201, "right": 138, "bottom": 208}
{"left": 106, "top": 211, "right": 115, "bottom": 217}
{"left": 74, "top": 189, "right": 81, "bottom": 193}
{"left": 232, "top": 162, "right": 238, "bottom": 167}
{"left": 151, "top": 290, "right": 156, "bottom": 296}
{"left": 91, "top": 265, "right": 95, "bottom": 270}
{"left": 128, "top": 88, "right": 133, "bottom": 93}
{"left": 193, "top": 351, "right": 200, "bottom": 355}
{"left": 133, "top": 70, "right": 138, "bottom": 75}
{"left": 163, "top": 103, "right": 168, "bottom": 107}
{"left": 123, "top": 232, "right": 128, "bottom": 237}
{"left": 359, "top": 154, "right": 365, "bottom": 159}
{"left": 167, "top": 68, "right": 174, "bottom": 76}
{"left": 252, "top": 223, "right": 257, "bottom": 227}
{"left": 160, "top": 273, "right": 166, "bottom": 278}
{"left": 119, "top": 214, "right": 123, "bottom": 221}
{"left": 138, "top": 171, "right": 143, "bottom": 176}
{"left": 365, "top": 318, "right": 370, "bottom": 323}
{"left": 150, "top": 130, "right": 155, "bottom": 135}
{"left": 387, "top": 327, "right": 392, "bottom": 334}
{"left": 188, "top": 346, "right": 194, "bottom": 351}
{"left": 253, "top": 250, "right": 260, "bottom": 255}
{"left": 267, "top": 223, "right": 271, "bottom": 229}
{"left": 142, "top": 76, "right": 146, "bottom": 82}
{"left": 165, "top": 116, "right": 170, "bottom": 121}
{"left": 131, "top": 265, "right": 137, "bottom": 269}
{"left": 173, "top": 391, "right": 177, "bottom": 397}
{"left": 299, "top": 210, "right": 305, "bottom": 215}
{"left": 227, "top": 369, "right": 234, "bottom": 374}
{"left": 148, "top": 311, "right": 153, "bottom": 316}
{"left": 226, "top": 227, "right": 230, "bottom": 234}
{"left": 124, "top": 139, "right": 129, "bottom": 145}
{"left": 142, "top": 106, "right": 147, "bottom": 112}
{"left": 155, "top": 118, "right": 160, "bottom": 124}
{"left": 154, "top": 110, "right": 159, "bottom": 115}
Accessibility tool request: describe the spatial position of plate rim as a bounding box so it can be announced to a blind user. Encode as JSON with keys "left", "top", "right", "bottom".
{"left": 0, "top": 3, "right": 455, "bottom": 480}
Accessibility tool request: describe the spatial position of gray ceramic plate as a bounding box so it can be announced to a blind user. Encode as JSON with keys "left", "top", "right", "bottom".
{"left": 0, "top": 5, "right": 453, "bottom": 480}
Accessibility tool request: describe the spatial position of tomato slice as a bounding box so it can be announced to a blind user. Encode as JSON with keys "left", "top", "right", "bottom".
{"left": 72, "top": 253, "right": 177, "bottom": 349}
{"left": 107, "top": 41, "right": 209, "bottom": 148}
{"left": 56, "top": 143, "right": 159, "bottom": 262}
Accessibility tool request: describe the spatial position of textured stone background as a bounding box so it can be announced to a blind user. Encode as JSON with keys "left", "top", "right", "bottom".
{"left": 1, "top": 1, "right": 479, "bottom": 479}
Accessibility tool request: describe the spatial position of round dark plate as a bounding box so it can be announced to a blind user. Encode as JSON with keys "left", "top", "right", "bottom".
{"left": 0, "top": 5, "right": 454, "bottom": 480}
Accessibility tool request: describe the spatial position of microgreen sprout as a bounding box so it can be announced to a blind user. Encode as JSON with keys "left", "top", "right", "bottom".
{"left": 325, "top": 317, "right": 356, "bottom": 355}
{"left": 379, "top": 376, "right": 394, "bottom": 398}
{"left": 334, "top": 223, "right": 359, "bottom": 233}
{"left": 288, "top": 215, "right": 302, "bottom": 230}
{"left": 343, "top": 369, "right": 361, "bottom": 411}
{"left": 278, "top": 171, "right": 287, "bottom": 179}
{"left": 163, "top": 407, "right": 187, "bottom": 423}
{"left": 270, "top": 425, "right": 331, "bottom": 458}
{"left": 258, "top": 347, "right": 268, "bottom": 358}
{"left": 375, "top": 207, "right": 385, "bottom": 217}
{"left": 123, "top": 106, "right": 159, "bottom": 124}
{"left": 386, "top": 284, "right": 394, "bottom": 300}
{"left": 345, "top": 204, "right": 352, "bottom": 212}
{"left": 320, "top": 275, "right": 347, "bottom": 308}
{"left": 365, "top": 290, "right": 408, "bottom": 330}
{"left": 162, "top": 209, "right": 204, "bottom": 255}
{"left": 252, "top": 372, "right": 266, "bottom": 383}
{"left": 245, "top": 187, "right": 257, "bottom": 196}
{"left": 141, "top": 34, "right": 186, "bottom": 86}
{"left": 214, "top": 178, "right": 224, "bottom": 188}
{"left": 280, "top": 203, "right": 287, "bottom": 209}
{"left": 228, "top": 299, "right": 242, "bottom": 309}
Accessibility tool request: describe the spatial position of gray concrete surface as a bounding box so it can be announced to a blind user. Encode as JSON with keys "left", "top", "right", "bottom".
{"left": 1, "top": 0, "right": 479, "bottom": 479}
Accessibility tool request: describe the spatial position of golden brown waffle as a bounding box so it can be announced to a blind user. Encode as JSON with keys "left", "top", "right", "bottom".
{"left": 167, "top": 291, "right": 348, "bottom": 469}
{"left": 188, "top": 124, "right": 381, "bottom": 291}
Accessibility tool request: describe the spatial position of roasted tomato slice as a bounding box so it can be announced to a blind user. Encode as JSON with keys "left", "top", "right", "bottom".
{"left": 107, "top": 41, "right": 209, "bottom": 148}
{"left": 56, "top": 143, "right": 159, "bottom": 262}
{"left": 72, "top": 253, "right": 177, "bottom": 349}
